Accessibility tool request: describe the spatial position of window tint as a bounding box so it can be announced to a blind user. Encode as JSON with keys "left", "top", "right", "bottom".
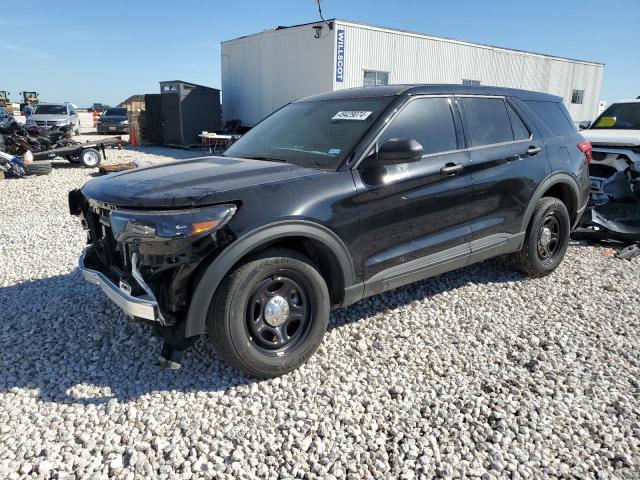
{"left": 506, "top": 103, "right": 530, "bottom": 140}
{"left": 592, "top": 102, "right": 640, "bottom": 130}
{"left": 379, "top": 98, "right": 458, "bottom": 156}
{"left": 524, "top": 100, "right": 576, "bottom": 136}
{"left": 460, "top": 97, "right": 513, "bottom": 146}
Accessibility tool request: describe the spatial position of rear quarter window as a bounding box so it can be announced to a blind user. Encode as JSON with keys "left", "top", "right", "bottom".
{"left": 524, "top": 100, "right": 575, "bottom": 136}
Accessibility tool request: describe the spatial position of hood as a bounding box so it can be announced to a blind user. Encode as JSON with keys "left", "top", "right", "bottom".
{"left": 31, "top": 114, "right": 68, "bottom": 121}
{"left": 81, "top": 156, "right": 324, "bottom": 209}
{"left": 99, "top": 115, "right": 128, "bottom": 122}
{"left": 581, "top": 129, "right": 640, "bottom": 147}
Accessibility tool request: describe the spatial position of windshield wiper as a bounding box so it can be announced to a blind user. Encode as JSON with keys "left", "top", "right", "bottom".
{"left": 241, "top": 156, "right": 287, "bottom": 163}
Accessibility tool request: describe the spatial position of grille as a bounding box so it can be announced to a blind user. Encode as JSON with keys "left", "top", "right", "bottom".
{"left": 35, "top": 120, "right": 47, "bottom": 126}
{"left": 84, "top": 205, "right": 126, "bottom": 273}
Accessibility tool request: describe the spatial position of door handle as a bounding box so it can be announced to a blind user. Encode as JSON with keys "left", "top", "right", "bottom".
{"left": 440, "top": 163, "right": 463, "bottom": 175}
{"left": 526, "top": 146, "right": 542, "bottom": 156}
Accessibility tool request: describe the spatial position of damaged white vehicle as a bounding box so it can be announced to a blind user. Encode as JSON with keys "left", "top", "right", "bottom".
{"left": 580, "top": 98, "right": 640, "bottom": 202}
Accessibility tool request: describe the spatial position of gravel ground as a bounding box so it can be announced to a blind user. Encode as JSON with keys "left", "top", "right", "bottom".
{"left": 1, "top": 138, "right": 639, "bottom": 479}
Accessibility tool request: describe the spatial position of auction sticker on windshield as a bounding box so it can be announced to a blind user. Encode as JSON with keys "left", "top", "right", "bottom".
{"left": 332, "top": 111, "right": 372, "bottom": 121}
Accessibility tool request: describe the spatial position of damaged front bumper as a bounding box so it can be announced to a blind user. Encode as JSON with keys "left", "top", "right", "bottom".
{"left": 79, "top": 246, "right": 162, "bottom": 322}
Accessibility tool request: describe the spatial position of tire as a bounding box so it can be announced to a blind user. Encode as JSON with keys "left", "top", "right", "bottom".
{"left": 206, "top": 248, "right": 330, "bottom": 377}
{"left": 25, "top": 161, "right": 52, "bottom": 176}
{"left": 80, "top": 148, "right": 101, "bottom": 168}
{"left": 511, "top": 197, "right": 570, "bottom": 277}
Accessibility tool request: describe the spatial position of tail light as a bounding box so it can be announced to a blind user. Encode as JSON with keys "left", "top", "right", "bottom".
{"left": 577, "top": 140, "right": 592, "bottom": 164}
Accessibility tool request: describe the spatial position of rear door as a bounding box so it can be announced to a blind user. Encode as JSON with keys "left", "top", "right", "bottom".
{"left": 458, "top": 96, "right": 549, "bottom": 246}
{"left": 353, "top": 96, "right": 474, "bottom": 291}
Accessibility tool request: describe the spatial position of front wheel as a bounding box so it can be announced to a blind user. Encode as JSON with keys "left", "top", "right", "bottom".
{"left": 511, "top": 197, "right": 570, "bottom": 277}
{"left": 206, "top": 249, "right": 330, "bottom": 377}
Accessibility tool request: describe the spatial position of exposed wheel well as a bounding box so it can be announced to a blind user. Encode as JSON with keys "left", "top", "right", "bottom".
{"left": 233, "top": 236, "right": 345, "bottom": 306}
{"left": 541, "top": 183, "right": 577, "bottom": 223}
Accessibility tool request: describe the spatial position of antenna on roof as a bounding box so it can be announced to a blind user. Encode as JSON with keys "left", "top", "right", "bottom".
{"left": 316, "top": 0, "right": 332, "bottom": 30}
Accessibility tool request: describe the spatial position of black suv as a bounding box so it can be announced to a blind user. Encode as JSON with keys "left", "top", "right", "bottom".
{"left": 69, "top": 85, "right": 590, "bottom": 377}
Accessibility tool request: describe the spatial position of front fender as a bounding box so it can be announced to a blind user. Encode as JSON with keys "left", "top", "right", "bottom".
{"left": 184, "top": 220, "right": 356, "bottom": 338}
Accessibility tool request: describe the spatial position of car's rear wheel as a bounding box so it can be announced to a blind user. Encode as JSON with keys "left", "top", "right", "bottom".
{"left": 206, "top": 248, "right": 330, "bottom": 377}
{"left": 511, "top": 197, "right": 570, "bottom": 277}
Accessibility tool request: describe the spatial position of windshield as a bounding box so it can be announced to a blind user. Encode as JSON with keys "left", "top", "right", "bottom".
{"left": 33, "top": 104, "right": 67, "bottom": 115}
{"left": 104, "top": 108, "right": 127, "bottom": 116}
{"left": 224, "top": 97, "right": 393, "bottom": 170}
{"left": 592, "top": 102, "right": 640, "bottom": 130}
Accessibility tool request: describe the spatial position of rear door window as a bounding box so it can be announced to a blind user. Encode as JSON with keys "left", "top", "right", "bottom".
{"left": 378, "top": 97, "right": 458, "bottom": 156}
{"left": 524, "top": 100, "right": 575, "bottom": 136}
{"left": 506, "top": 102, "right": 530, "bottom": 140}
{"left": 460, "top": 97, "right": 514, "bottom": 147}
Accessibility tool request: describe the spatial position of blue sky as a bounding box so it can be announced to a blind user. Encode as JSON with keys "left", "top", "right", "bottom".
{"left": 1, "top": 0, "right": 638, "bottom": 107}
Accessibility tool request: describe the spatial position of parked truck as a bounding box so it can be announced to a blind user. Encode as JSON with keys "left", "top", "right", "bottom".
{"left": 0, "top": 91, "right": 12, "bottom": 115}
{"left": 19, "top": 90, "right": 39, "bottom": 115}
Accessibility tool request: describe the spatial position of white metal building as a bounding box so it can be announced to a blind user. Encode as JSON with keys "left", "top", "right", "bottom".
{"left": 221, "top": 19, "right": 604, "bottom": 127}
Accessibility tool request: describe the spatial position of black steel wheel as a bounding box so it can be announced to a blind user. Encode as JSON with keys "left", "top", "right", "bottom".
{"left": 511, "top": 197, "right": 570, "bottom": 277}
{"left": 246, "top": 273, "right": 314, "bottom": 353}
{"left": 207, "top": 248, "right": 330, "bottom": 377}
{"left": 537, "top": 214, "right": 562, "bottom": 262}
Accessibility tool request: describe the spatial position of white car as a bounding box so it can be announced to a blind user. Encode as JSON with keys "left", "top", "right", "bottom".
{"left": 30, "top": 102, "right": 80, "bottom": 135}
{"left": 580, "top": 98, "right": 640, "bottom": 201}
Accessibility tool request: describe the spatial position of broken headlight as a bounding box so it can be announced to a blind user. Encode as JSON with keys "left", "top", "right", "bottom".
{"left": 109, "top": 204, "right": 236, "bottom": 243}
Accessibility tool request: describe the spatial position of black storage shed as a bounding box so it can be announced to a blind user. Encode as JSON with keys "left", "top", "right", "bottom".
{"left": 159, "top": 80, "right": 221, "bottom": 147}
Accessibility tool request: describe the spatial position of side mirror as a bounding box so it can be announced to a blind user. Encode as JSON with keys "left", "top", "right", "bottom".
{"left": 366, "top": 138, "right": 423, "bottom": 167}
{"left": 578, "top": 121, "right": 591, "bottom": 130}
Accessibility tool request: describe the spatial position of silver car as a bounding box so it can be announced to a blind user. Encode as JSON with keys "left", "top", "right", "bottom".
{"left": 30, "top": 102, "right": 80, "bottom": 135}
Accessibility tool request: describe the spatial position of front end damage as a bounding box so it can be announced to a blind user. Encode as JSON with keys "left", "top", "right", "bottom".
{"left": 572, "top": 145, "right": 640, "bottom": 259}
{"left": 588, "top": 147, "right": 640, "bottom": 203}
{"left": 69, "top": 189, "right": 237, "bottom": 366}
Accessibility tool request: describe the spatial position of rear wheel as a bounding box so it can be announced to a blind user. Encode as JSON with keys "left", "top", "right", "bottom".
{"left": 206, "top": 249, "right": 330, "bottom": 377}
{"left": 511, "top": 197, "right": 570, "bottom": 277}
{"left": 80, "top": 148, "right": 101, "bottom": 168}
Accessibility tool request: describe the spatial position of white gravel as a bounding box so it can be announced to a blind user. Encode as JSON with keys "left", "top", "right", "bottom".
{"left": 1, "top": 137, "right": 639, "bottom": 479}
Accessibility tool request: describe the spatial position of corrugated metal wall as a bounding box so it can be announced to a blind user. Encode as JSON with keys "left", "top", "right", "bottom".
{"left": 334, "top": 22, "right": 604, "bottom": 122}
{"left": 221, "top": 23, "right": 334, "bottom": 126}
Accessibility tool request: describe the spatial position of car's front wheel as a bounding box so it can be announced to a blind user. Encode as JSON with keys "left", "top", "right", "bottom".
{"left": 511, "top": 197, "right": 570, "bottom": 277}
{"left": 207, "top": 249, "right": 330, "bottom": 377}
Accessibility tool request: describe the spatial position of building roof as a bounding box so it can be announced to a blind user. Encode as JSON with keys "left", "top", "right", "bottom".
{"left": 296, "top": 84, "right": 562, "bottom": 103}
{"left": 119, "top": 94, "right": 145, "bottom": 106}
{"left": 223, "top": 18, "right": 604, "bottom": 67}
{"left": 159, "top": 80, "right": 220, "bottom": 91}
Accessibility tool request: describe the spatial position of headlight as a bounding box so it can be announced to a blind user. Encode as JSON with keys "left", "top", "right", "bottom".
{"left": 121, "top": 120, "right": 129, "bottom": 125}
{"left": 56, "top": 119, "right": 69, "bottom": 125}
{"left": 109, "top": 204, "right": 236, "bottom": 242}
